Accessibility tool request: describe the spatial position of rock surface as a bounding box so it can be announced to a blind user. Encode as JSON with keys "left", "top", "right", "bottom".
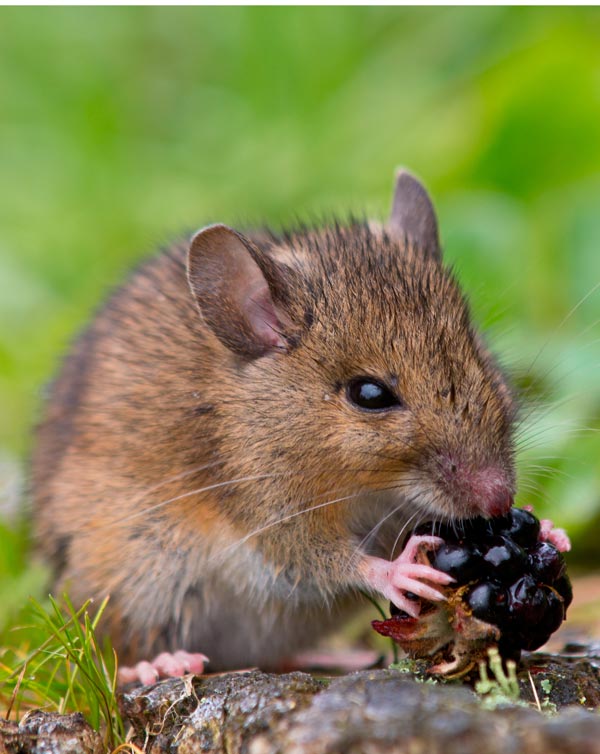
{"left": 520, "top": 646, "right": 600, "bottom": 709}
{"left": 0, "top": 711, "right": 104, "bottom": 754}
{"left": 120, "top": 649, "right": 600, "bottom": 754}
{"left": 2, "top": 650, "right": 600, "bottom": 753}
{"left": 121, "top": 670, "right": 324, "bottom": 753}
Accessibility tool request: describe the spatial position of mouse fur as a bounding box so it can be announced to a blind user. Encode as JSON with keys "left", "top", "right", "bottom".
{"left": 31, "top": 172, "right": 517, "bottom": 671}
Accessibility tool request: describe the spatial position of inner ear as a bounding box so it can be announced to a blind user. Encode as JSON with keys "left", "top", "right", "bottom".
{"left": 187, "top": 224, "right": 292, "bottom": 358}
{"left": 388, "top": 169, "right": 441, "bottom": 260}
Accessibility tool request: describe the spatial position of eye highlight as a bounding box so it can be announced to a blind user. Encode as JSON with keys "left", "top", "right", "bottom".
{"left": 346, "top": 378, "right": 400, "bottom": 411}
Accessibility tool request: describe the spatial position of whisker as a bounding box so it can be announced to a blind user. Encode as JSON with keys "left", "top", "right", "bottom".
{"left": 108, "top": 472, "right": 283, "bottom": 527}
{"left": 524, "top": 279, "right": 600, "bottom": 377}
{"left": 210, "top": 475, "right": 431, "bottom": 565}
{"left": 513, "top": 391, "right": 583, "bottom": 436}
{"left": 388, "top": 510, "right": 422, "bottom": 561}
{"left": 211, "top": 491, "right": 363, "bottom": 563}
{"left": 125, "top": 461, "right": 225, "bottom": 505}
{"left": 351, "top": 503, "right": 415, "bottom": 562}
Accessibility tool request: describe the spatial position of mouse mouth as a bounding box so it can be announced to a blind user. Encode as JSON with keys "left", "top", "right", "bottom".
{"left": 348, "top": 465, "right": 514, "bottom": 558}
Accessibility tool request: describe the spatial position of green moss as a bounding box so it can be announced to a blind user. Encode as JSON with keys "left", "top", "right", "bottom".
{"left": 475, "top": 649, "right": 526, "bottom": 710}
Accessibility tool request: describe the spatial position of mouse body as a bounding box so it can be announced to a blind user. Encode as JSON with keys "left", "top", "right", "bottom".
{"left": 31, "top": 172, "right": 518, "bottom": 676}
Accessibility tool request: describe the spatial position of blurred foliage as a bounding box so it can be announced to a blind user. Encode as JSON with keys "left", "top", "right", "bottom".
{"left": 0, "top": 6, "right": 599, "bottom": 621}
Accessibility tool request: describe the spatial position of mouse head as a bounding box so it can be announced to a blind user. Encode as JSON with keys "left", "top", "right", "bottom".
{"left": 187, "top": 171, "right": 516, "bottom": 526}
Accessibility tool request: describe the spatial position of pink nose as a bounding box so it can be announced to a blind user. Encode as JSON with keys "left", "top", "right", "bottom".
{"left": 438, "top": 456, "right": 513, "bottom": 517}
{"left": 470, "top": 469, "right": 513, "bottom": 517}
{"left": 440, "top": 458, "right": 513, "bottom": 517}
{"left": 480, "top": 486, "right": 513, "bottom": 517}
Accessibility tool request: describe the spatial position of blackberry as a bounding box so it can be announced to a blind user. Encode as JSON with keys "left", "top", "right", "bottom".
{"left": 431, "top": 509, "right": 570, "bottom": 657}
{"left": 507, "top": 574, "right": 549, "bottom": 626}
{"left": 466, "top": 582, "right": 509, "bottom": 624}
{"left": 481, "top": 536, "right": 527, "bottom": 582}
{"left": 492, "top": 507, "right": 540, "bottom": 547}
{"left": 542, "top": 586, "right": 566, "bottom": 634}
{"left": 379, "top": 507, "right": 571, "bottom": 665}
{"left": 528, "top": 541, "right": 566, "bottom": 583}
{"left": 554, "top": 574, "right": 573, "bottom": 609}
{"left": 431, "top": 543, "right": 483, "bottom": 584}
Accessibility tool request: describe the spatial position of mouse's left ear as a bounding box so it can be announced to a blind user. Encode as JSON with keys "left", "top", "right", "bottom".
{"left": 388, "top": 169, "right": 441, "bottom": 260}
{"left": 187, "top": 224, "right": 297, "bottom": 359}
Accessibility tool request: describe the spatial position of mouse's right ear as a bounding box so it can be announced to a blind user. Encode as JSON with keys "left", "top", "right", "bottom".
{"left": 187, "top": 224, "right": 294, "bottom": 359}
{"left": 388, "top": 169, "right": 441, "bottom": 260}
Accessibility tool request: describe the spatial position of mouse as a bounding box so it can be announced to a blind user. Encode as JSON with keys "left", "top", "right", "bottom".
{"left": 30, "top": 170, "right": 566, "bottom": 685}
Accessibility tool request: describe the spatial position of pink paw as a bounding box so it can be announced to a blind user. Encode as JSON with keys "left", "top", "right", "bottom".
{"left": 360, "top": 535, "right": 454, "bottom": 618}
{"left": 522, "top": 506, "right": 571, "bottom": 553}
{"left": 539, "top": 518, "right": 571, "bottom": 553}
{"left": 118, "top": 650, "right": 208, "bottom": 686}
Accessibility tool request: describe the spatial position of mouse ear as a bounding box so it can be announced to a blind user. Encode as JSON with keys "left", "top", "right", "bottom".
{"left": 187, "top": 224, "right": 293, "bottom": 358}
{"left": 388, "top": 169, "right": 441, "bottom": 260}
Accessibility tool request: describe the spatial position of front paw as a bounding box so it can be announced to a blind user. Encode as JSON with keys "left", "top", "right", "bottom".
{"left": 360, "top": 535, "right": 454, "bottom": 618}
{"left": 521, "top": 505, "right": 571, "bottom": 552}
{"left": 539, "top": 519, "right": 571, "bottom": 552}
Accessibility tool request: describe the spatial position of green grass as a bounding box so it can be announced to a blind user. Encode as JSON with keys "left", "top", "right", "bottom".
{"left": 0, "top": 6, "right": 598, "bottom": 638}
{"left": 0, "top": 595, "right": 125, "bottom": 749}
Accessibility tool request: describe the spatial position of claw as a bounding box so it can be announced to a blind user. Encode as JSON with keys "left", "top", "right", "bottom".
{"left": 396, "top": 579, "right": 447, "bottom": 603}
{"left": 390, "top": 589, "right": 422, "bottom": 618}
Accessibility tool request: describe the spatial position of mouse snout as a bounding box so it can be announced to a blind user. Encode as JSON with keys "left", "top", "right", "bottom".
{"left": 438, "top": 456, "right": 514, "bottom": 518}
{"left": 474, "top": 477, "right": 514, "bottom": 517}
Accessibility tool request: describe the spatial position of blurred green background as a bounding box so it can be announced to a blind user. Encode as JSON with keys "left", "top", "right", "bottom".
{"left": 0, "top": 7, "right": 599, "bottom": 626}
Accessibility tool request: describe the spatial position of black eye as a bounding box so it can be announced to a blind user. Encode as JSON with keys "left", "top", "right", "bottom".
{"left": 346, "top": 378, "right": 400, "bottom": 411}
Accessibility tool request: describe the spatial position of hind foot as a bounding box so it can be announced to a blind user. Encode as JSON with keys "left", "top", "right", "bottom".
{"left": 118, "top": 650, "right": 208, "bottom": 686}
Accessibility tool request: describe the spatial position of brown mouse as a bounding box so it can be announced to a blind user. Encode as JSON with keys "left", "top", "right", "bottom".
{"left": 31, "top": 171, "right": 521, "bottom": 683}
